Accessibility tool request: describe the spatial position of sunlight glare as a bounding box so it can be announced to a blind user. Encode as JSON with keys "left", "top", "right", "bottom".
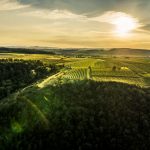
{"left": 113, "top": 15, "right": 138, "bottom": 37}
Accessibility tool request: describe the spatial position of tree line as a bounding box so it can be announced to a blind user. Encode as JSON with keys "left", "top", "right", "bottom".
{"left": 0, "top": 59, "right": 61, "bottom": 100}
{"left": 0, "top": 47, "right": 55, "bottom": 54}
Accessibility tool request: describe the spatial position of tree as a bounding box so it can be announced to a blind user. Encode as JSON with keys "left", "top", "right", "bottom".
{"left": 87, "top": 66, "right": 92, "bottom": 79}
{"left": 112, "top": 66, "right": 117, "bottom": 71}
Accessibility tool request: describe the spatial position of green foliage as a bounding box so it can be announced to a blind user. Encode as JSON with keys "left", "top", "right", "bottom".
{"left": 0, "top": 59, "right": 59, "bottom": 100}
{"left": 11, "top": 121, "right": 23, "bottom": 133}
{"left": 0, "top": 81, "right": 150, "bottom": 150}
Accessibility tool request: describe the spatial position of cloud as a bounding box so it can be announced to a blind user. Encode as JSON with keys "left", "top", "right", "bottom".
{"left": 138, "top": 24, "right": 150, "bottom": 33}
{"left": 141, "top": 24, "right": 150, "bottom": 31}
{"left": 22, "top": 9, "right": 86, "bottom": 20}
{"left": 21, "top": 9, "right": 143, "bottom": 35}
{"left": 18, "top": 0, "right": 150, "bottom": 15}
{"left": 19, "top": 0, "right": 112, "bottom": 14}
{"left": 90, "top": 11, "right": 140, "bottom": 26}
{"left": 0, "top": 0, "right": 29, "bottom": 11}
{"left": 11, "top": 0, "right": 149, "bottom": 28}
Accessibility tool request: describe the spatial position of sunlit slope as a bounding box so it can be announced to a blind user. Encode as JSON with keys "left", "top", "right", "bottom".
{"left": 63, "top": 58, "right": 150, "bottom": 87}
{"left": 0, "top": 80, "right": 150, "bottom": 149}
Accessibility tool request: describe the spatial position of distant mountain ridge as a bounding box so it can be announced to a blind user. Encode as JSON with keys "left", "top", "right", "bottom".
{"left": 0, "top": 47, "right": 55, "bottom": 55}
{"left": 0, "top": 47, "right": 150, "bottom": 57}
{"left": 108, "top": 48, "right": 150, "bottom": 56}
{"left": 57, "top": 48, "right": 150, "bottom": 56}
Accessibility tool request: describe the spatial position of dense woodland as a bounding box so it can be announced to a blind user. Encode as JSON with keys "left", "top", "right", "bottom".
{"left": 0, "top": 59, "right": 60, "bottom": 100}
{"left": 0, "top": 80, "right": 150, "bottom": 150}
{"left": 0, "top": 47, "right": 55, "bottom": 54}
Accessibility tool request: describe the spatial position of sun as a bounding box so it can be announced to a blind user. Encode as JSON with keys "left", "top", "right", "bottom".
{"left": 113, "top": 15, "right": 139, "bottom": 37}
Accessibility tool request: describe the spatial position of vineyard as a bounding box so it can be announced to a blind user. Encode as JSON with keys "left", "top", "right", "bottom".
{"left": 63, "top": 58, "right": 150, "bottom": 87}
{"left": 63, "top": 69, "right": 88, "bottom": 80}
{"left": 65, "top": 58, "right": 104, "bottom": 68}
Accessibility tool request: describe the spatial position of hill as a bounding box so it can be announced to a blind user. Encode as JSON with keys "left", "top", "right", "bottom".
{"left": 0, "top": 80, "right": 150, "bottom": 150}
{"left": 55, "top": 48, "right": 150, "bottom": 57}
{"left": 0, "top": 47, "right": 150, "bottom": 57}
{"left": 108, "top": 48, "right": 150, "bottom": 56}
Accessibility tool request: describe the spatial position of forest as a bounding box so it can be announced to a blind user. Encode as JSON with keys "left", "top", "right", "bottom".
{"left": 0, "top": 80, "right": 150, "bottom": 150}
{"left": 0, "top": 47, "right": 55, "bottom": 54}
{"left": 0, "top": 59, "right": 60, "bottom": 100}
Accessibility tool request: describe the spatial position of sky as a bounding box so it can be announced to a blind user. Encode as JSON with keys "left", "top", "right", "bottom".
{"left": 0, "top": 0, "right": 150, "bottom": 49}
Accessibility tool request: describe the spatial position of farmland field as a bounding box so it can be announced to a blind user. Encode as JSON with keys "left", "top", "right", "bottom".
{"left": 0, "top": 53, "right": 149, "bottom": 87}
{"left": 63, "top": 57, "right": 150, "bottom": 87}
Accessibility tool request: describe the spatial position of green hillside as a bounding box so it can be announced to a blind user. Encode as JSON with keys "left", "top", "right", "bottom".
{"left": 0, "top": 80, "right": 150, "bottom": 150}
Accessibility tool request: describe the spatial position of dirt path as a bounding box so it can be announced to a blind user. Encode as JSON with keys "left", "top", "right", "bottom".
{"left": 37, "top": 72, "right": 64, "bottom": 88}
{"left": 7, "top": 71, "right": 65, "bottom": 102}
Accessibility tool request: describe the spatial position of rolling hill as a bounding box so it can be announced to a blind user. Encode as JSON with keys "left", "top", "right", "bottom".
{"left": 0, "top": 47, "right": 150, "bottom": 57}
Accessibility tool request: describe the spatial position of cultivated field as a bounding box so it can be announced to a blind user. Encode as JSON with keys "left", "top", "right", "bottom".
{"left": 0, "top": 53, "right": 149, "bottom": 87}
{"left": 63, "top": 57, "right": 150, "bottom": 87}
